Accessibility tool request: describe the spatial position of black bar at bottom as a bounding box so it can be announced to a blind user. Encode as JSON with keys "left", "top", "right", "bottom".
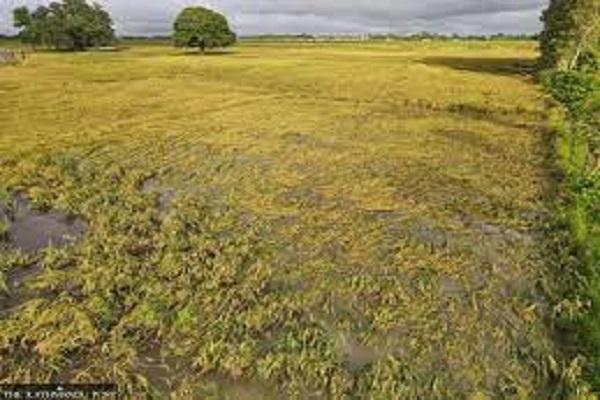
{"left": 0, "top": 384, "right": 118, "bottom": 399}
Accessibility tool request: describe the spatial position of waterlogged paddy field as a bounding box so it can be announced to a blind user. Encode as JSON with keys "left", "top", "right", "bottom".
{"left": 0, "top": 41, "right": 566, "bottom": 398}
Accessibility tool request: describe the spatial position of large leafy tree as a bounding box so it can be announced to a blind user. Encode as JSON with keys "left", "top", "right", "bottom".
{"left": 539, "top": 0, "right": 600, "bottom": 70}
{"left": 173, "top": 7, "right": 236, "bottom": 53}
{"left": 13, "top": 0, "right": 114, "bottom": 51}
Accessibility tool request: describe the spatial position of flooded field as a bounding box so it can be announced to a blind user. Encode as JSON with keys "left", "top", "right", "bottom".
{"left": 0, "top": 41, "right": 572, "bottom": 398}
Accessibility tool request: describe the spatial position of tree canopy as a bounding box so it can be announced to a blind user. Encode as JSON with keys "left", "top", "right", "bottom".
{"left": 173, "top": 7, "right": 236, "bottom": 52}
{"left": 539, "top": 0, "right": 600, "bottom": 70}
{"left": 13, "top": 0, "right": 114, "bottom": 51}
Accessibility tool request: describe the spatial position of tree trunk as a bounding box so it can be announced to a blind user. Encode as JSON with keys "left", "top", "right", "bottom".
{"left": 569, "top": 45, "right": 583, "bottom": 70}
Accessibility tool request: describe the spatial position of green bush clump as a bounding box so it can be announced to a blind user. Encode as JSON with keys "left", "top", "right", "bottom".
{"left": 544, "top": 71, "right": 597, "bottom": 114}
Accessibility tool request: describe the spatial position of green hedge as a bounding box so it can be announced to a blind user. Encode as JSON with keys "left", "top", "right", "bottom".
{"left": 543, "top": 68, "right": 600, "bottom": 390}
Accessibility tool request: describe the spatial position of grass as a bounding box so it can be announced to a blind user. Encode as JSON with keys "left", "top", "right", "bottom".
{"left": 0, "top": 40, "right": 591, "bottom": 398}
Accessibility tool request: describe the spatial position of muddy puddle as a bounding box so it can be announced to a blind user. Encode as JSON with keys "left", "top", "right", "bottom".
{"left": 0, "top": 193, "right": 86, "bottom": 311}
{"left": 1, "top": 194, "right": 86, "bottom": 254}
{"left": 140, "top": 176, "right": 175, "bottom": 212}
{"left": 135, "top": 351, "right": 178, "bottom": 395}
{"left": 135, "top": 350, "right": 280, "bottom": 399}
{"left": 0, "top": 263, "right": 45, "bottom": 312}
{"left": 207, "top": 375, "right": 282, "bottom": 400}
{"left": 337, "top": 333, "right": 386, "bottom": 372}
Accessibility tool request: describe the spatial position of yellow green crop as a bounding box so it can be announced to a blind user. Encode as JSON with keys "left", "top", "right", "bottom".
{"left": 0, "top": 40, "right": 590, "bottom": 398}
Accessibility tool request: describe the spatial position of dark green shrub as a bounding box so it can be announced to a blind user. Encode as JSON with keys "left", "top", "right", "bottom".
{"left": 542, "top": 71, "right": 597, "bottom": 113}
{"left": 12, "top": 0, "right": 114, "bottom": 51}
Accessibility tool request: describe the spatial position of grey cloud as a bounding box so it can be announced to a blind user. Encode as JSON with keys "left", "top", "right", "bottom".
{"left": 0, "top": 0, "right": 547, "bottom": 36}
{"left": 218, "top": 0, "right": 546, "bottom": 21}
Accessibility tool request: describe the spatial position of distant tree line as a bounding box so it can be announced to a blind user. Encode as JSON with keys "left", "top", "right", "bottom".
{"left": 400, "top": 32, "right": 538, "bottom": 41}
{"left": 120, "top": 36, "right": 171, "bottom": 41}
{"left": 241, "top": 32, "right": 538, "bottom": 42}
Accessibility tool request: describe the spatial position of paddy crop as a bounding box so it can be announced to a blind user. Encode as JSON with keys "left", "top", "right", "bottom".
{"left": 0, "top": 41, "right": 586, "bottom": 398}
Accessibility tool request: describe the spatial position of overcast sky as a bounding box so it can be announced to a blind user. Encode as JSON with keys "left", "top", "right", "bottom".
{"left": 0, "top": 0, "right": 548, "bottom": 36}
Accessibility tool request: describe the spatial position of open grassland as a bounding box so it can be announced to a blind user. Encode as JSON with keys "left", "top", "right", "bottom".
{"left": 0, "top": 41, "right": 577, "bottom": 398}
